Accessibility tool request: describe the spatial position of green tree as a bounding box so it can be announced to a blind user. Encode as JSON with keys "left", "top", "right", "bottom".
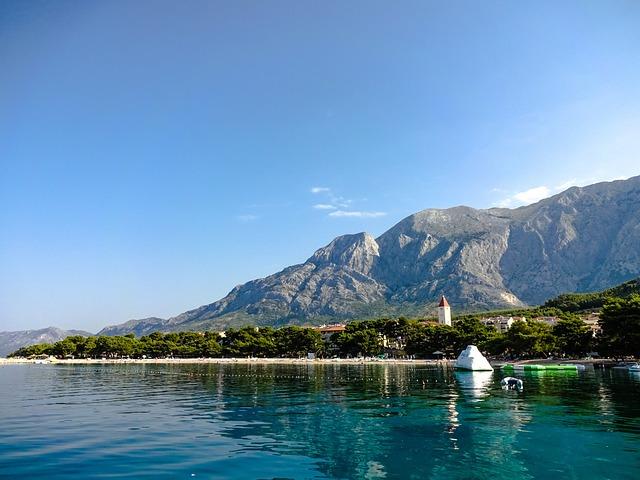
{"left": 599, "top": 295, "right": 640, "bottom": 357}
{"left": 50, "top": 338, "right": 77, "bottom": 357}
{"left": 452, "top": 318, "right": 493, "bottom": 352}
{"left": 333, "top": 329, "right": 383, "bottom": 357}
{"left": 222, "top": 327, "right": 277, "bottom": 357}
{"left": 274, "top": 326, "right": 323, "bottom": 357}
{"left": 503, "top": 320, "right": 556, "bottom": 358}
{"left": 405, "top": 324, "right": 457, "bottom": 358}
{"left": 552, "top": 318, "right": 592, "bottom": 357}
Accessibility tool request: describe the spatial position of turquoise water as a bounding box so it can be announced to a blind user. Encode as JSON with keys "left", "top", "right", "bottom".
{"left": 0, "top": 364, "right": 639, "bottom": 479}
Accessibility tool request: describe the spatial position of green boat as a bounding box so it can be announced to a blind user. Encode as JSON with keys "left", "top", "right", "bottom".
{"left": 501, "top": 364, "right": 582, "bottom": 371}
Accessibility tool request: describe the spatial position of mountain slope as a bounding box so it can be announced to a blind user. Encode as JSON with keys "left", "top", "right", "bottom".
{"left": 97, "top": 317, "right": 167, "bottom": 337}
{"left": 0, "top": 327, "right": 92, "bottom": 357}
{"left": 102, "top": 176, "right": 640, "bottom": 335}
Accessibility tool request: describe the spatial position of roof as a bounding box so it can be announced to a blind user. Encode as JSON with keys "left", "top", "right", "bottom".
{"left": 438, "top": 295, "right": 450, "bottom": 308}
{"left": 316, "top": 325, "right": 346, "bottom": 333}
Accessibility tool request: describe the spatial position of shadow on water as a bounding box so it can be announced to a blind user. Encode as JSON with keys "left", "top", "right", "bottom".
{"left": 1, "top": 363, "right": 639, "bottom": 479}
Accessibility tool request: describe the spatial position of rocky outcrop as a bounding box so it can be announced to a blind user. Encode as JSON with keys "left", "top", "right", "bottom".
{"left": 100, "top": 176, "right": 640, "bottom": 335}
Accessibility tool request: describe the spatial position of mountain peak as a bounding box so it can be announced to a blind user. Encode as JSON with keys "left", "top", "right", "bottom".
{"left": 98, "top": 175, "right": 640, "bottom": 335}
{"left": 309, "top": 232, "right": 379, "bottom": 274}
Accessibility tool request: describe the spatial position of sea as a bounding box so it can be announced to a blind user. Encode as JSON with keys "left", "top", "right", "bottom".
{"left": 0, "top": 363, "right": 638, "bottom": 479}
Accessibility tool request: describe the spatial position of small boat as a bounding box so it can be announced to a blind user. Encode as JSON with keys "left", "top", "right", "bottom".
{"left": 627, "top": 363, "right": 640, "bottom": 372}
{"left": 500, "top": 377, "right": 523, "bottom": 391}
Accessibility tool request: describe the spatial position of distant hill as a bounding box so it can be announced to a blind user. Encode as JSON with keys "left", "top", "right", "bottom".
{"left": 544, "top": 277, "right": 640, "bottom": 312}
{"left": 98, "top": 175, "right": 640, "bottom": 336}
{"left": 0, "top": 327, "right": 93, "bottom": 357}
{"left": 97, "top": 317, "right": 167, "bottom": 337}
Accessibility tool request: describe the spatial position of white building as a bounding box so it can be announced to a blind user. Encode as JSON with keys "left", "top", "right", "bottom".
{"left": 481, "top": 316, "right": 526, "bottom": 333}
{"left": 438, "top": 295, "right": 452, "bottom": 326}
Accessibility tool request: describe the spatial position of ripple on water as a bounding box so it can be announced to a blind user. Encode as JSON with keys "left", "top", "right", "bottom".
{"left": 1, "top": 364, "right": 640, "bottom": 479}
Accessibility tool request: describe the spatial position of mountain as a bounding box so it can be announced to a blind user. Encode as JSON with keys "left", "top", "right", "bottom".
{"left": 101, "top": 176, "right": 640, "bottom": 335}
{"left": 0, "top": 327, "right": 92, "bottom": 357}
{"left": 97, "top": 317, "right": 167, "bottom": 337}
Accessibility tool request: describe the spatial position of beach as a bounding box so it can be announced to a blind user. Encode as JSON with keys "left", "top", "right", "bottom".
{"left": 0, "top": 356, "right": 454, "bottom": 366}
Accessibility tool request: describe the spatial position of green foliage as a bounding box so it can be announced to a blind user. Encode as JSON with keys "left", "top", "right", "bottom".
{"left": 221, "top": 326, "right": 276, "bottom": 357}
{"left": 333, "top": 328, "right": 383, "bottom": 357}
{"left": 273, "top": 326, "right": 324, "bottom": 358}
{"left": 552, "top": 318, "right": 593, "bottom": 356}
{"left": 598, "top": 295, "right": 640, "bottom": 357}
{"left": 500, "top": 320, "right": 556, "bottom": 358}
{"left": 544, "top": 277, "right": 640, "bottom": 312}
{"left": 451, "top": 318, "right": 494, "bottom": 351}
{"left": 8, "top": 343, "right": 52, "bottom": 358}
{"left": 404, "top": 324, "right": 455, "bottom": 357}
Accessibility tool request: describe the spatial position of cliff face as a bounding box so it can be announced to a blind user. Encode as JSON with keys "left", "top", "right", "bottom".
{"left": 101, "top": 176, "right": 640, "bottom": 334}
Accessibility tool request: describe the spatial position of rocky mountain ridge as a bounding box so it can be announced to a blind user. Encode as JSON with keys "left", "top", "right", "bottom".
{"left": 96, "top": 175, "right": 640, "bottom": 335}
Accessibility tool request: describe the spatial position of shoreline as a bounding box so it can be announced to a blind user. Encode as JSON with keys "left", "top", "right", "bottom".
{"left": 0, "top": 357, "right": 624, "bottom": 367}
{"left": 0, "top": 357, "right": 455, "bottom": 366}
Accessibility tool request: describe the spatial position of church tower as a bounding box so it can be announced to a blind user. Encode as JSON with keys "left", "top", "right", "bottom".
{"left": 437, "top": 295, "right": 452, "bottom": 326}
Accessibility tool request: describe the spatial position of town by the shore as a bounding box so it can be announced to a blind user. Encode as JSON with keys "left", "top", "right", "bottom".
{"left": 0, "top": 356, "right": 622, "bottom": 368}
{"left": 0, "top": 356, "right": 456, "bottom": 366}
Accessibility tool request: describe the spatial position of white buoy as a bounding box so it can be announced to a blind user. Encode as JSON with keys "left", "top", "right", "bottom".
{"left": 454, "top": 345, "right": 493, "bottom": 371}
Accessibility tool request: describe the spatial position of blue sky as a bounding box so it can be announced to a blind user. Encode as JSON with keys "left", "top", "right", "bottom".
{"left": 1, "top": 0, "right": 639, "bottom": 332}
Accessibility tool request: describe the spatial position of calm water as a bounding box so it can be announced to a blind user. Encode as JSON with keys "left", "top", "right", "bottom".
{"left": 0, "top": 364, "right": 639, "bottom": 479}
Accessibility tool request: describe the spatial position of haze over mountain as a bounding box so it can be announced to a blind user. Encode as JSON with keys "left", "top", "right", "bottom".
{"left": 98, "top": 176, "right": 640, "bottom": 336}
{"left": 0, "top": 327, "right": 92, "bottom": 357}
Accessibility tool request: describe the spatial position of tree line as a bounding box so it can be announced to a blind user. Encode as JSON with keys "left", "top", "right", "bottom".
{"left": 9, "top": 295, "right": 640, "bottom": 360}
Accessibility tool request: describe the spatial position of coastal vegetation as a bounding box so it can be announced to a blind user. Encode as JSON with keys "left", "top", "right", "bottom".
{"left": 543, "top": 277, "right": 640, "bottom": 312}
{"left": 9, "top": 294, "right": 640, "bottom": 359}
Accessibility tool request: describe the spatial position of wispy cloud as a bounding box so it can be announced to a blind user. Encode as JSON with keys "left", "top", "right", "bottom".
{"left": 554, "top": 179, "right": 578, "bottom": 191}
{"left": 313, "top": 204, "right": 337, "bottom": 210}
{"left": 496, "top": 186, "right": 551, "bottom": 208}
{"left": 236, "top": 214, "right": 258, "bottom": 222}
{"left": 514, "top": 186, "right": 551, "bottom": 204}
{"left": 310, "top": 186, "right": 384, "bottom": 218}
{"left": 494, "top": 174, "right": 632, "bottom": 208}
{"left": 328, "top": 210, "right": 387, "bottom": 218}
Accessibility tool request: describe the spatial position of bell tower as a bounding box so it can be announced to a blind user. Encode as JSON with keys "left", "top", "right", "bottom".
{"left": 438, "top": 295, "right": 452, "bottom": 326}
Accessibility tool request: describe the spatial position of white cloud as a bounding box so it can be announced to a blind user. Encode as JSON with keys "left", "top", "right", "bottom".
{"left": 309, "top": 186, "right": 353, "bottom": 210}
{"left": 495, "top": 174, "right": 634, "bottom": 208}
{"left": 328, "top": 210, "right": 387, "bottom": 218}
{"left": 236, "top": 214, "right": 258, "bottom": 222}
{"left": 513, "top": 186, "right": 551, "bottom": 204}
{"left": 496, "top": 186, "right": 550, "bottom": 208}
{"left": 313, "top": 204, "right": 337, "bottom": 210}
{"left": 555, "top": 179, "right": 578, "bottom": 191}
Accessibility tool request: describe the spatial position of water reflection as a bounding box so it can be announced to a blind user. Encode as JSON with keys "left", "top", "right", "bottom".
{"left": 1, "top": 364, "right": 639, "bottom": 479}
{"left": 454, "top": 371, "right": 493, "bottom": 400}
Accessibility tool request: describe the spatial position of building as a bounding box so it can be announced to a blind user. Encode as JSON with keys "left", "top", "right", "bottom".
{"left": 481, "top": 316, "right": 526, "bottom": 333}
{"left": 582, "top": 312, "right": 602, "bottom": 336}
{"left": 532, "top": 316, "right": 560, "bottom": 327}
{"left": 438, "top": 295, "right": 452, "bottom": 326}
{"left": 315, "top": 324, "right": 346, "bottom": 342}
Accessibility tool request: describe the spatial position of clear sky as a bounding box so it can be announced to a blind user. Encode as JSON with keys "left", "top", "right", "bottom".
{"left": 1, "top": 0, "right": 639, "bottom": 332}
